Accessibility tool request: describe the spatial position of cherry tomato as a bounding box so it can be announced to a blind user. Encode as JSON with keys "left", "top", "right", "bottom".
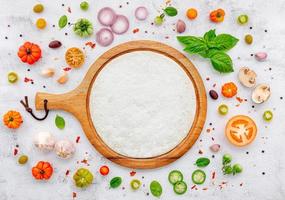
{"left": 99, "top": 165, "right": 109, "bottom": 176}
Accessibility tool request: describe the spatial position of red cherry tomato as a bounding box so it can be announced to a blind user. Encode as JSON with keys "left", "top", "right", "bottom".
{"left": 99, "top": 165, "right": 109, "bottom": 176}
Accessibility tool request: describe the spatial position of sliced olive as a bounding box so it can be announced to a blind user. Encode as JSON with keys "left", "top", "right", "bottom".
{"left": 263, "top": 110, "right": 273, "bottom": 122}
{"left": 218, "top": 104, "right": 228, "bottom": 115}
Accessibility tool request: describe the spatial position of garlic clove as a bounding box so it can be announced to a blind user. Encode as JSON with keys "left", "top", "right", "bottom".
{"left": 41, "top": 68, "right": 55, "bottom": 77}
{"left": 176, "top": 19, "right": 186, "bottom": 33}
{"left": 238, "top": 67, "right": 257, "bottom": 88}
{"left": 57, "top": 72, "right": 68, "bottom": 84}
{"left": 252, "top": 83, "right": 271, "bottom": 104}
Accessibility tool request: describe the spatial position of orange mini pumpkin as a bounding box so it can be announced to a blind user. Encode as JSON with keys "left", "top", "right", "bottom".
{"left": 17, "top": 42, "right": 41, "bottom": 65}
{"left": 3, "top": 110, "right": 23, "bottom": 129}
{"left": 222, "top": 82, "right": 238, "bottom": 98}
{"left": 210, "top": 9, "right": 225, "bottom": 23}
{"left": 32, "top": 161, "right": 53, "bottom": 180}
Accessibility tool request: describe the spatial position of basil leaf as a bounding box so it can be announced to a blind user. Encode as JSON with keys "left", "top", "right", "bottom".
{"left": 211, "top": 34, "right": 239, "bottom": 51}
{"left": 164, "top": 7, "right": 178, "bottom": 16}
{"left": 55, "top": 115, "right": 65, "bottom": 129}
{"left": 195, "top": 157, "right": 210, "bottom": 167}
{"left": 58, "top": 15, "right": 68, "bottom": 28}
{"left": 150, "top": 180, "right": 162, "bottom": 197}
{"left": 110, "top": 177, "right": 122, "bottom": 188}
{"left": 210, "top": 52, "right": 234, "bottom": 73}
{"left": 177, "top": 36, "right": 208, "bottom": 54}
{"left": 203, "top": 29, "right": 216, "bottom": 43}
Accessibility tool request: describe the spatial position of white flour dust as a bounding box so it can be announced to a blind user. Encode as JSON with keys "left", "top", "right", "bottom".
{"left": 90, "top": 51, "right": 196, "bottom": 158}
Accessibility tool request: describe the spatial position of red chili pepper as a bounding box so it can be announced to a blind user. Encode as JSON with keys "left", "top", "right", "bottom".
{"left": 13, "top": 148, "right": 18, "bottom": 156}
{"left": 24, "top": 77, "right": 33, "bottom": 83}
{"left": 65, "top": 170, "right": 70, "bottom": 176}
{"left": 130, "top": 171, "right": 136, "bottom": 176}
{"left": 76, "top": 136, "right": 80, "bottom": 143}
{"left": 132, "top": 28, "right": 139, "bottom": 33}
{"left": 63, "top": 67, "right": 72, "bottom": 71}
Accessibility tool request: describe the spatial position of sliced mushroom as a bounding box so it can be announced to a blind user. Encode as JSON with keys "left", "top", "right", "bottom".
{"left": 252, "top": 84, "right": 271, "bottom": 104}
{"left": 238, "top": 67, "right": 257, "bottom": 88}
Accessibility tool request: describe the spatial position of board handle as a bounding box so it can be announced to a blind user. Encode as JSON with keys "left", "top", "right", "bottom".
{"left": 35, "top": 89, "right": 86, "bottom": 116}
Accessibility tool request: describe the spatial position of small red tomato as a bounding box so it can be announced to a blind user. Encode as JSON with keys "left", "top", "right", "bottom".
{"left": 99, "top": 165, "right": 109, "bottom": 176}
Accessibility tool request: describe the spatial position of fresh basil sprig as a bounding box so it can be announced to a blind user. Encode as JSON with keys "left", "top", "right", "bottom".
{"left": 177, "top": 29, "right": 239, "bottom": 73}
{"left": 164, "top": 7, "right": 178, "bottom": 16}
{"left": 195, "top": 157, "right": 210, "bottom": 167}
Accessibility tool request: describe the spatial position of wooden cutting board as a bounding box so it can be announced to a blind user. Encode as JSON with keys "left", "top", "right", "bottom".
{"left": 35, "top": 40, "right": 207, "bottom": 169}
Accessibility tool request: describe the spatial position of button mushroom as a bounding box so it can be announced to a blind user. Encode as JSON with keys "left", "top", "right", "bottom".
{"left": 238, "top": 67, "right": 257, "bottom": 88}
{"left": 252, "top": 84, "right": 271, "bottom": 104}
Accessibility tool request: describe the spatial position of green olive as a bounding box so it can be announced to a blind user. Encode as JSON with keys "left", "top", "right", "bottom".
{"left": 263, "top": 110, "right": 273, "bottom": 122}
{"left": 245, "top": 34, "right": 253, "bottom": 44}
{"left": 8, "top": 72, "right": 18, "bottom": 83}
{"left": 238, "top": 14, "right": 249, "bottom": 24}
{"left": 218, "top": 104, "right": 228, "bottom": 115}
{"left": 80, "top": 1, "right": 89, "bottom": 11}
{"left": 154, "top": 16, "right": 163, "bottom": 26}
{"left": 222, "top": 154, "right": 232, "bottom": 165}
{"left": 18, "top": 155, "right": 28, "bottom": 165}
{"left": 33, "top": 4, "right": 44, "bottom": 13}
{"left": 233, "top": 164, "right": 243, "bottom": 174}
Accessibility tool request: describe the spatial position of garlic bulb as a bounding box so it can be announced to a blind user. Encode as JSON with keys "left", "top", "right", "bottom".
{"left": 54, "top": 139, "right": 75, "bottom": 159}
{"left": 34, "top": 132, "right": 56, "bottom": 151}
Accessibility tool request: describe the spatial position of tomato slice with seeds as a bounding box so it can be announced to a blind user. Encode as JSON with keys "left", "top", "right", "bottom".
{"left": 225, "top": 115, "right": 257, "bottom": 147}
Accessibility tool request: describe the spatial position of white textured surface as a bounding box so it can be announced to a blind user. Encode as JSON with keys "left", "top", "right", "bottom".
{"left": 90, "top": 51, "right": 196, "bottom": 158}
{"left": 0, "top": 0, "right": 285, "bottom": 200}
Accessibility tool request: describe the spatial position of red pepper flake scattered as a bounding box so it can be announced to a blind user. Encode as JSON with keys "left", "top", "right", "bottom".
{"left": 240, "top": 182, "right": 243, "bottom": 186}
{"left": 85, "top": 42, "right": 96, "bottom": 49}
{"left": 221, "top": 181, "right": 227, "bottom": 185}
{"left": 202, "top": 187, "right": 208, "bottom": 190}
{"left": 211, "top": 171, "right": 216, "bottom": 179}
{"left": 235, "top": 104, "right": 240, "bottom": 107}
{"left": 13, "top": 148, "right": 18, "bottom": 156}
{"left": 236, "top": 96, "right": 243, "bottom": 103}
{"left": 211, "top": 137, "right": 215, "bottom": 141}
{"left": 81, "top": 159, "right": 90, "bottom": 166}
{"left": 213, "top": 83, "right": 216, "bottom": 87}
{"left": 206, "top": 77, "right": 210, "bottom": 81}
{"left": 206, "top": 128, "right": 211, "bottom": 133}
{"left": 191, "top": 185, "right": 196, "bottom": 190}
{"left": 132, "top": 28, "right": 139, "bottom": 33}
{"left": 24, "top": 77, "right": 33, "bottom": 83}
{"left": 130, "top": 171, "right": 136, "bottom": 176}
{"left": 198, "top": 149, "right": 203, "bottom": 154}
{"left": 72, "top": 192, "right": 77, "bottom": 198}
{"left": 68, "top": 7, "right": 71, "bottom": 13}
{"left": 76, "top": 136, "right": 80, "bottom": 143}
{"left": 65, "top": 170, "right": 70, "bottom": 176}
{"left": 63, "top": 67, "right": 72, "bottom": 71}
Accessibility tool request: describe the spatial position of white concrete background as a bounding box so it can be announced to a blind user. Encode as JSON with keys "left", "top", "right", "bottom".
{"left": 0, "top": 0, "right": 285, "bottom": 200}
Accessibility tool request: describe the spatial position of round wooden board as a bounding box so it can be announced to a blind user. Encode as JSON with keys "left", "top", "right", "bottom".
{"left": 35, "top": 40, "right": 207, "bottom": 169}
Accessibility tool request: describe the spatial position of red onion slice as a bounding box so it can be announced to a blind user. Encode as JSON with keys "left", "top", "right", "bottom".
{"left": 97, "top": 7, "right": 117, "bottom": 26}
{"left": 96, "top": 28, "right": 114, "bottom": 47}
{"left": 111, "top": 15, "right": 129, "bottom": 35}
{"left": 135, "top": 6, "right": 148, "bottom": 20}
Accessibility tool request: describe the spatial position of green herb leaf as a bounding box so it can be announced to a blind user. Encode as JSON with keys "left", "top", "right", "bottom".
{"left": 203, "top": 29, "right": 216, "bottom": 43}
{"left": 195, "top": 157, "right": 210, "bottom": 167}
{"left": 55, "top": 115, "right": 65, "bottom": 129}
{"left": 211, "top": 34, "right": 239, "bottom": 51}
{"left": 110, "top": 177, "right": 122, "bottom": 188}
{"left": 150, "top": 180, "right": 162, "bottom": 197}
{"left": 58, "top": 15, "right": 68, "bottom": 28}
{"left": 164, "top": 6, "right": 178, "bottom": 16}
{"left": 210, "top": 52, "right": 234, "bottom": 73}
{"left": 177, "top": 36, "right": 208, "bottom": 54}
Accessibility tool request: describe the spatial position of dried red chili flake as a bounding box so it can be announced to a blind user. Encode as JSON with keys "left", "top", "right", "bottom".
{"left": 236, "top": 96, "right": 243, "bottom": 103}
{"left": 198, "top": 149, "right": 203, "bottom": 154}
{"left": 132, "top": 28, "right": 139, "bottom": 33}
{"left": 76, "top": 136, "right": 80, "bottom": 143}
{"left": 72, "top": 192, "right": 77, "bottom": 198}
{"left": 65, "top": 169, "right": 70, "bottom": 176}
{"left": 240, "top": 183, "right": 243, "bottom": 186}
{"left": 221, "top": 181, "right": 227, "bottom": 185}
{"left": 68, "top": 7, "right": 71, "bottom": 13}
{"left": 206, "top": 77, "right": 210, "bottom": 81}
{"left": 63, "top": 67, "right": 72, "bottom": 71}
{"left": 211, "top": 171, "right": 216, "bottom": 179}
{"left": 202, "top": 187, "right": 208, "bottom": 190}
{"left": 24, "top": 77, "right": 33, "bottom": 83}
{"left": 165, "top": 36, "right": 169, "bottom": 39}
{"left": 206, "top": 128, "right": 211, "bottom": 133}
{"left": 211, "top": 137, "right": 215, "bottom": 141}
{"left": 13, "top": 148, "right": 18, "bottom": 156}
{"left": 85, "top": 42, "right": 96, "bottom": 49}
{"left": 213, "top": 83, "right": 216, "bottom": 87}
{"left": 81, "top": 159, "right": 89, "bottom": 165}
{"left": 191, "top": 185, "right": 196, "bottom": 190}
{"left": 130, "top": 171, "right": 136, "bottom": 176}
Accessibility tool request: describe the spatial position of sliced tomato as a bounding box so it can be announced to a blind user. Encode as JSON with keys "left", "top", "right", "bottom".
{"left": 225, "top": 115, "right": 257, "bottom": 147}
